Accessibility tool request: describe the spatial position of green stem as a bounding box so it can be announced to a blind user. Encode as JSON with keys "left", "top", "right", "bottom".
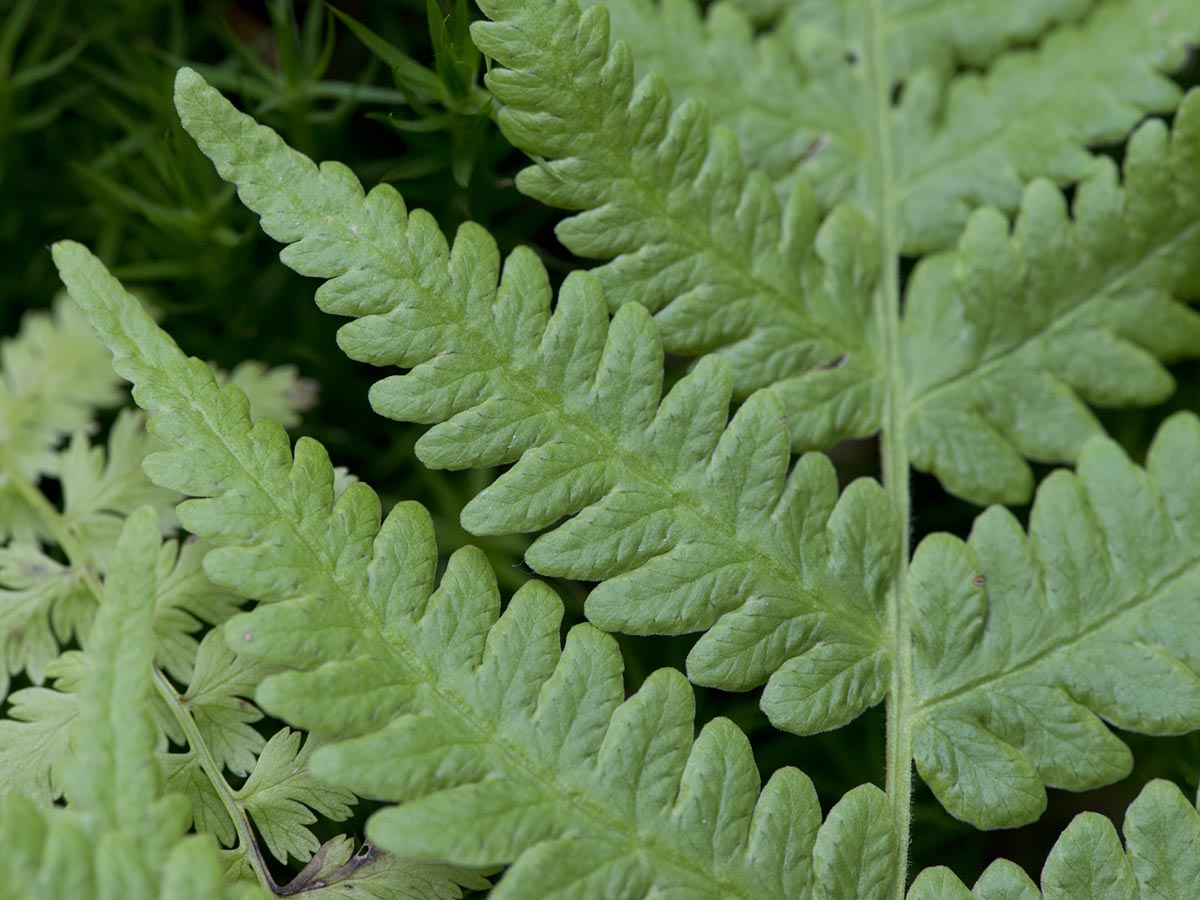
{"left": 858, "top": 3, "right": 915, "bottom": 895}
{"left": 0, "top": 446, "right": 278, "bottom": 895}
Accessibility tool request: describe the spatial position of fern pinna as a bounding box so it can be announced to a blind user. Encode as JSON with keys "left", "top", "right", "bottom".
{"left": 9, "top": 0, "right": 1200, "bottom": 896}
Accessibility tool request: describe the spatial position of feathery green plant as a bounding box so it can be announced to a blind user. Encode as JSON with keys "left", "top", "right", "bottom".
{"left": 12, "top": 0, "right": 1200, "bottom": 895}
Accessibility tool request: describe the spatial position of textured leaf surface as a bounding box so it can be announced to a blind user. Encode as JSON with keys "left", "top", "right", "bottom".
{"left": 908, "top": 415, "right": 1200, "bottom": 827}
{"left": 173, "top": 67, "right": 896, "bottom": 720}
{"left": 472, "top": 0, "right": 1200, "bottom": 507}
{"left": 54, "top": 240, "right": 903, "bottom": 900}
{"left": 894, "top": 99, "right": 1200, "bottom": 503}
{"left": 573, "top": 0, "right": 1194, "bottom": 252}
{"left": 906, "top": 780, "right": 1200, "bottom": 899}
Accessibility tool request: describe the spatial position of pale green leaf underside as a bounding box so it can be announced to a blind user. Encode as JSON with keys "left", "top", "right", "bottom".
{"left": 475, "top": 0, "right": 874, "bottom": 402}
{"left": 574, "top": 0, "right": 1193, "bottom": 253}
{"left": 55, "top": 239, "right": 901, "bottom": 900}
{"left": 473, "top": 0, "right": 1200, "bottom": 507}
{"left": 173, "top": 66, "right": 896, "bottom": 726}
{"left": 908, "top": 780, "right": 1200, "bottom": 899}
{"left": 909, "top": 414, "right": 1200, "bottom": 828}
{"left": 781, "top": 92, "right": 1200, "bottom": 505}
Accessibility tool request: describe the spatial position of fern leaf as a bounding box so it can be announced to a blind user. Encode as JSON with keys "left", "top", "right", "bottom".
{"left": 476, "top": 0, "right": 1200, "bottom": 507}
{"left": 0, "top": 654, "right": 79, "bottom": 804}
{"left": 569, "top": 0, "right": 1194, "bottom": 253}
{"left": 471, "top": 0, "right": 875, "bottom": 399}
{"left": 234, "top": 728, "right": 356, "bottom": 864}
{"left": 575, "top": 0, "right": 844, "bottom": 210}
{"left": 778, "top": 90, "right": 1200, "bottom": 504}
{"left": 908, "top": 413, "right": 1200, "bottom": 828}
{"left": 58, "top": 409, "right": 181, "bottom": 565}
{"left": 0, "top": 542, "right": 89, "bottom": 695}
{"left": 907, "top": 780, "right": 1200, "bottom": 899}
{"left": 0, "top": 507, "right": 265, "bottom": 900}
{"left": 895, "top": 100, "right": 1200, "bottom": 504}
{"left": 172, "top": 69, "right": 896, "bottom": 723}
{"left": 54, "top": 240, "right": 903, "bottom": 899}
{"left": 169, "top": 627, "right": 269, "bottom": 778}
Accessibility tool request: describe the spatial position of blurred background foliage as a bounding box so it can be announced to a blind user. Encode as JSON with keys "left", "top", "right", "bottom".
{"left": 1, "top": 0, "right": 1197, "bottom": 892}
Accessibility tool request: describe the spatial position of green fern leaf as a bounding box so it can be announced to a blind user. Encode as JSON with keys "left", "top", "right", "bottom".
{"left": 907, "top": 414, "right": 1200, "bottom": 827}
{"left": 471, "top": 0, "right": 1200, "bottom": 506}
{"left": 54, "top": 239, "right": 905, "bottom": 899}
{"left": 0, "top": 296, "right": 124, "bottom": 543}
{"left": 58, "top": 409, "right": 181, "bottom": 565}
{"left": 0, "top": 542, "right": 90, "bottom": 695}
{"left": 891, "top": 102, "right": 1200, "bottom": 504}
{"left": 234, "top": 728, "right": 356, "bottom": 864}
{"left": 0, "top": 507, "right": 266, "bottom": 900}
{"left": 906, "top": 780, "right": 1200, "bottom": 899}
{"left": 172, "top": 67, "right": 897, "bottom": 725}
{"left": 777, "top": 91, "right": 1200, "bottom": 503}
{"left": 471, "top": 0, "right": 875, "bottom": 400}
{"left": 169, "top": 627, "right": 270, "bottom": 778}
{"left": 0, "top": 653, "right": 79, "bottom": 804}
{"left": 569, "top": 0, "right": 1194, "bottom": 252}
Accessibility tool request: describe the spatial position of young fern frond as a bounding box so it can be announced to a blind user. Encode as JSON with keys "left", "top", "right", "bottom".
{"left": 0, "top": 508, "right": 264, "bottom": 900}
{"left": 55, "top": 238, "right": 913, "bottom": 900}
{"left": 173, "top": 68, "right": 899, "bottom": 728}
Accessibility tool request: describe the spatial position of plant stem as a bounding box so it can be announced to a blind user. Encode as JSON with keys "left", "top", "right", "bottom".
{"left": 0, "top": 446, "right": 278, "bottom": 895}
{"left": 859, "top": 3, "right": 916, "bottom": 895}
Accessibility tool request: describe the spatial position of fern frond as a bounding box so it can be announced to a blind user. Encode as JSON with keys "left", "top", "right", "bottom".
{"left": 908, "top": 780, "right": 1200, "bottom": 898}
{"left": 906, "top": 414, "right": 1200, "bottom": 828}
{"left": 54, "top": 239, "right": 913, "bottom": 899}
{"left": 234, "top": 728, "right": 356, "bottom": 865}
{"left": 575, "top": 0, "right": 846, "bottom": 205}
{"left": 778, "top": 90, "right": 1200, "bottom": 505}
{"left": 0, "top": 507, "right": 263, "bottom": 900}
{"left": 172, "top": 68, "right": 897, "bottom": 722}
{"left": 472, "top": 0, "right": 874, "bottom": 399}
{"left": 463, "top": 0, "right": 1198, "bottom": 442}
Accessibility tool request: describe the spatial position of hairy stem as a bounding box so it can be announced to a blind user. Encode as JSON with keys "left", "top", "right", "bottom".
{"left": 859, "top": 2, "right": 915, "bottom": 894}
{"left": 0, "top": 446, "right": 278, "bottom": 895}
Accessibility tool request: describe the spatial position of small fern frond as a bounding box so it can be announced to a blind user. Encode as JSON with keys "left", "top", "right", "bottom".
{"left": 908, "top": 780, "right": 1200, "bottom": 899}
{"left": 0, "top": 297, "right": 124, "bottom": 543}
{"left": 54, "top": 239, "right": 917, "bottom": 900}
{"left": 173, "top": 68, "right": 898, "bottom": 723}
{"left": 907, "top": 414, "right": 1200, "bottom": 827}
{"left": 0, "top": 508, "right": 263, "bottom": 900}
